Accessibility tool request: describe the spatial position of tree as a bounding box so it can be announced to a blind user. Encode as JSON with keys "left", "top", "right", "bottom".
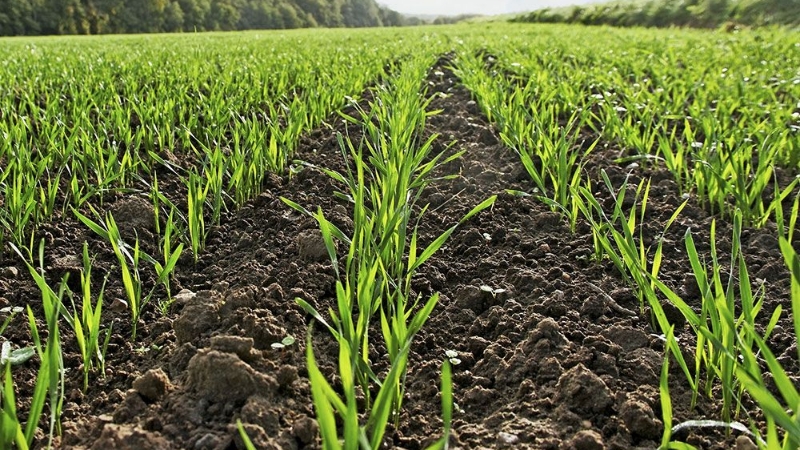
{"left": 206, "top": 0, "right": 240, "bottom": 30}
{"left": 341, "top": 0, "right": 381, "bottom": 27}
{"left": 164, "top": 1, "right": 184, "bottom": 31}
{"left": 689, "top": 0, "right": 731, "bottom": 27}
{"left": 177, "top": 0, "right": 210, "bottom": 31}
{"left": 278, "top": 3, "right": 301, "bottom": 27}
{"left": 0, "top": 0, "right": 407, "bottom": 35}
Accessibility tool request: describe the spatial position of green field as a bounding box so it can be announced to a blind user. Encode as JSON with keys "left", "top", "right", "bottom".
{"left": 1, "top": 24, "right": 799, "bottom": 449}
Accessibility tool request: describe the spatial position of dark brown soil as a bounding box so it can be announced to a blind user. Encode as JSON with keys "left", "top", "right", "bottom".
{"left": 0, "top": 56, "right": 796, "bottom": 450}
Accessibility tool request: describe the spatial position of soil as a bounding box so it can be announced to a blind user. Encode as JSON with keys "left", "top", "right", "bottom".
{"left": 0, "top": 55, "right": 797, "bottom": 450}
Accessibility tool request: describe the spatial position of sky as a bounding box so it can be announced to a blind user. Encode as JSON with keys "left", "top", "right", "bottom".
{"left": 379, "top": 0, "right": 602, "bottom": 17}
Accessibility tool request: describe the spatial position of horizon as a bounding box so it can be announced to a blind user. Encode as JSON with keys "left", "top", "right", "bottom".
{"left": 379, "top": 0, "right": 603, "bottom": 17}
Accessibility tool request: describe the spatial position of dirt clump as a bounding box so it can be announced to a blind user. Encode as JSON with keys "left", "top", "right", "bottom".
{"left": 132, "top": 368, "right": 173, "bottom": 402}
{"left": 185, "top": 349, "right": 277, "bottom": 403}
{"left": 91, "top": 423, "right": 171, "bottom": 450}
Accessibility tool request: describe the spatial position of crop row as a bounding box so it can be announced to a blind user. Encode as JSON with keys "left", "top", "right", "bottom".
{"left": 455, "top": 24, "right": 800, "bottom": 448}
{"left": 0, "top": 29, "right": 453, "bottom": 257}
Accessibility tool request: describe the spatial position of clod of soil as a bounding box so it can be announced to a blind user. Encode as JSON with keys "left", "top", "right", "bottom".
{"left": 555, "top": 364, "right": 613, "bottom": 415}
{"left": 185, "top": 349, "right": 278, "bottom": 403}
{"left": 90, "top": 423, "right": 171, "bottom": 450}
{"left": 132, "top": 368, "right": 173, "bottom": 402}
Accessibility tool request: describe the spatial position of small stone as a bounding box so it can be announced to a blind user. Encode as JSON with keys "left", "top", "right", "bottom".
{"left": 2, "top": 267, "right": 18, "bottom": 278}
{"left": 297, "top": 229, "right": 328, "bottom": 262}
{"left": 497, "top": 431, "right": 519, "bottom": 446}
{"left": 173, "top": 289, "right": 196, "bottom": 305}
{"left": 539, "top": 243, "right": 551, "bottom": 253}
{"left": 110, "top": 298, "right": 128, "bottom": 312}
{"left": 132, "top": 368, "right": 172, "bottom": 402}
{"left": 193, "top": 433, "right": 223, "bottom": 450}
{"left": 735, "top": 436, "right": 758, "bottom": 450}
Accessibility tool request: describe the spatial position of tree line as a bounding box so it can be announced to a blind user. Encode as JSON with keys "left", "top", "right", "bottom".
{"left": 512, "top": 0, "right": 800, "bottom": 29}
{"left": 0, "top": 0, "right": 406, "bottom": 36}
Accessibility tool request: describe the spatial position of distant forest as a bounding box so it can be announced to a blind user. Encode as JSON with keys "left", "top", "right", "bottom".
{"left": 512, "top": 0, "right": 800, "bottom": 29}
{"left": 0, "top": 0, "right": 407, "bottom": 36}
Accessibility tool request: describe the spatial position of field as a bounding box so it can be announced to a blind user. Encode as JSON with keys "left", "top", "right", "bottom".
{"left": 1, "top": 23, "right": 799, "bottom": 449}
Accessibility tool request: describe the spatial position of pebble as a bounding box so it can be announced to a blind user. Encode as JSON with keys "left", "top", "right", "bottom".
{"left": 110, "top": 298, "right": 128, "bottom": 312}
{"left": 497, "top": 431, "right": 519, "bottom": 446}
{"left": 194, "top": 433, "right": 222, "bottom": 450}
{"left": 2, "top": 267, "right": 18, "bottom": 278}
{"left": 173, "top": 289, "right": 196, "bottom": 305}
{"left": 735, "top": 436, "right": 758, "bottom": 450}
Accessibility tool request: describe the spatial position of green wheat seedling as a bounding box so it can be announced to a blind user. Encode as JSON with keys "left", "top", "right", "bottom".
{"left": 0, "top": 305, "right": 64, "bottom": 450}
{"left": 0, "top": 362, "right": 28, "bottom": 450}
{"left": 0, "top": 167, "right": 38, "bottom": 254}
{"left": 187, "top": 171, "right": 209, "bottom": 263}
{"left": 655, "top": 328, "right": 756, "bottom": 449}
{"left": 156, "top": 208, "right": 184, "bottom": 309}
{"left": 287, "top": 136, "right": 494, "bottom": 411}
{"left": 689, "top": 134, "right": 800, "bottom": 228}
{"left": 236, "top": 419, "right": 258, "bottom": 450}
{"left": 657, "top": 326, "right": 696, "bottom": 450}
{"left": 733, "top": 237, "right": 800, "bottom": 448}
{"left": 305, "top": 330, "right": 454, "bottom": 450}
{"left": 286, "top": 54, "right": 493, "bottom": 445}
{"left": 648, "top": 211, "right": 779, "bottom": 426}
{"left": 74, "top": 209, "right": 181, "bottom": 339}
{"left": 775, "top": 188, "right": 800, "bottom": 244}
{"left": 7, "top": 242, "right": 68, "bottom": 450}
{"left": 574, "top": 171, "right": 686, "bottom": 309}
{"left": 74, "top": 210, "right": 143, "bottom": 339}
{"left": 454, "top": 50, "right": 596, "bottom": 231}
{"left": 67, "top": 243, "right": 112, "bottom": 392}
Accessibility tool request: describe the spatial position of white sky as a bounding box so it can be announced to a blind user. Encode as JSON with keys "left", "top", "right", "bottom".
{"left": 380, "top": 0, "right": 602, "bottom": 16}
